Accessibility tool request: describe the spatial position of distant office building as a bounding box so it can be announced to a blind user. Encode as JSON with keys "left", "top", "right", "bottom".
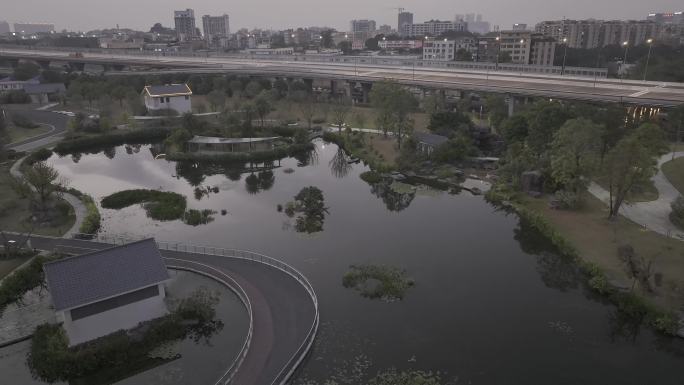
{"left": 530, "top": 35, "right": 557, "bottom": 66}
{"left": 378, "top": 24, "right": 393, "bottom": 35}
{"left": 379, "top": 39, "right": 423, "bottom": 50}
{"left": 0, "top": 21, "right": 9, "bottom": 34}
{"left": 535, "top": 19, "right": 660, "bottom": 48}
{"left": 174, "top": 8, "right": 196, "bottom": 41}
{"left": 647, "top": 12, "right": 684, "bottom": 25}
{"left": 202, "top": 14, "right": 230, "bottom": 42}
{"left": 423, "top": 39, "right": 455, "bottom": 61}
{"left": 13, "top": 22, "right": 54, "bottom": 34}
{"left": 456, "top": 14, "right": 490, "bottom": 35}
{"left": 512, "top": 23, "right": 528, "bottom": 31}
{"left": 350, "top": 19, "right": 376, "bottom": 34}
{"left": 404, "top": 20, "right": 467, "bottom": 37}
{"left": 398, "top": 11, "right": 413, "bottom": 35}
{"left": 498, "top": 30, "right": 532, "bottom": 64}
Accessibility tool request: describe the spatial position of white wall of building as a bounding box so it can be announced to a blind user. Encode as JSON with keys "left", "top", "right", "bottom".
{"left": 145, "top": 94, "right": 192, "bottom": 114}
{"left": 59, "top": 284, "right": 168, "bottom": 346}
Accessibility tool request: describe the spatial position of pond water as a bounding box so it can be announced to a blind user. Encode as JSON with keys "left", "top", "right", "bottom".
{"left": 0, "top": 270, "right": 248, "bottom": 385}
{"left": 46, "top": 140, "right": 684, "bottom": 384}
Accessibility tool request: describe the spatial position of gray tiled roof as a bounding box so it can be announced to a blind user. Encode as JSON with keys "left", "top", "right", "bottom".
{"left": 44, "top": 239, "right": 170, "bottom": 311}
{"left": 144, "top": 84, "right": 192, "bottom": 97}
{"left": 415, "top": 132, "right": 449, "bottom": 147}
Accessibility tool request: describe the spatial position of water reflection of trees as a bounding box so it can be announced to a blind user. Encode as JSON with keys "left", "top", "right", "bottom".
{"left": 329, "top": 148, "right": 352, "bottom": 178}
{"left": 294, "top": 147, "right": 319, "bottom": 167}
{"left": 245, "top": 171, "right": 275, "bottom": 194}
{"left": 513, "top": 218, "right": 582, "bottom": 292}
{"left": 369, "top": 182, "right": 415, "bottom": 212}
{"left": 103, "top": 147, "right": 116, "bottom": 159}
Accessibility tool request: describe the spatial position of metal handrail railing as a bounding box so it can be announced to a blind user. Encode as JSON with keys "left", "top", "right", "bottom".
{"left": 164, "top": 259, "right": 254, "bottom": 385}
{"left": 81, "top": 233, "right": 319, "bottom": 385}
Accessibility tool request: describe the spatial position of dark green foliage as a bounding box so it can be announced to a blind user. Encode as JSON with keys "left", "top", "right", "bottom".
{"left": 182, "top": 209, "right": 216, "bottom": 226}
{"left": 13, "top": 62, "right": 40, "bottom": 81}
{"left": 166, "top": 142, "right": 314, "bottom": 163}
{"left": 28, "top": 288, "right": 223, "bottom": 383}
{"left": 432, "top": 133, "right": 477, "bottom": 163}
{"left": 0, "top": 254, "right": 46, "bottom": 312}
{"left": 360, "top": 171, "right": 383, "bottom": 184}
{"left": 0, "top": 90, "right": 31, "bottom": 104}
{"left": 101, "top": 189, "right": 187, "bottom": 221}
{"left": 669, "top": 197, "right": 684, "bottom": 230}
{"left": 427, "top": 111, "right": 471, "bottom": 136}
{"left": 342, "top": 264, "right": 415, "bottom": 301}
{"left": 500, "top": 115, "right": 529, "bottom": 144}
{"left": 53, "top": 128, "right": 171, "bottom": 155}
{"left": 24, "top": 148, "right": 53, "bottom": 166}
{"left": 79, "top": 195, "right": 101, "bottom": 234}
{"left": 282, "top": 186, "right": 328, "bottom": 233}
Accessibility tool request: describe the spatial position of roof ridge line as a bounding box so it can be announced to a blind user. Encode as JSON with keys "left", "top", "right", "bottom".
{"left": 44, "top": 237, "right": 157, "bottom": 266}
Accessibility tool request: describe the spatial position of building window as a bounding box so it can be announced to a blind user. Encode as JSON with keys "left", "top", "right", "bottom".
{"left": 166, "top": 97, "right": 170, "bottom": 103}
{"left": 160, "top": 98, "right": 165, "bottom": 103}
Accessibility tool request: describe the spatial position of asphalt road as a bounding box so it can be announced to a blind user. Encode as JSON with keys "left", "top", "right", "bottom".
{"left": 3, "top": 106, "right": 69, "bottom": 152}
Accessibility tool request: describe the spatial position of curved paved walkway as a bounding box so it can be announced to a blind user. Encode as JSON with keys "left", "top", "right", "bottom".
{"left": 5, "top": 108, "right": 86, "bottom": 237}
{"left": 588, "top": 152, "right": 684, "bottom": 240}
{"left": 19, "top": 235, "right": 319, "bottom": 385}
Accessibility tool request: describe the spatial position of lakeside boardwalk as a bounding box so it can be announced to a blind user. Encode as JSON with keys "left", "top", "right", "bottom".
{"left": 18, "top": 234, "right": 319, "bottom": 385}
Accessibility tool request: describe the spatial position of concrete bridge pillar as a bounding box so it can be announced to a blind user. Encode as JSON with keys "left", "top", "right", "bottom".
{"left": 330, "top": 80, "right": 337, "bottom": 96}
{"left": 302, "top": 78, "right": 313, "bottom": 91}
{"left": 507, "top": 94, "right": 515, "bottom": 117}
{"left": 360, "top": 82, "right": 373, "bottom": 104}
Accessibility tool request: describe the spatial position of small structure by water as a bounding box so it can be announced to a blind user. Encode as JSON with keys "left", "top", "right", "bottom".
{"left": 143, "top": 84, "right": 192, "bottom": 114}
{"left": 43, "top": 239, "right": 170, "bottom": 346}
{"left": 187, "top": 135, "right": 281, "bottom": 153}
{"left": 414, "top": 132, "right": 448, "bottom": 156}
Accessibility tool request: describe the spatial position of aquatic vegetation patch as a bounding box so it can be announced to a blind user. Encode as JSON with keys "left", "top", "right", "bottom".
{"left": 342, "top": 264, "right": 415, "bottom": 302}
{"left": 183, "top": 209, "right": 217, "bottom": 226}
{"left": 282, "top": 186, "right": 328, "bottom": 233}
{"left": 101, "top": 189, "right": 187, "bottom": 221}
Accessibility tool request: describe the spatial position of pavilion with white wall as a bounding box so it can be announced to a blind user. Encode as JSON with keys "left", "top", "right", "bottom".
{"left": 43, "top": 239, "right": 170, "bottom": 346}
{"left": 143, "top": 84, "right": 193, "bottom": 114}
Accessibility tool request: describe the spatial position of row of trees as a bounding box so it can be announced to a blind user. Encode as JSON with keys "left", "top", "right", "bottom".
{"left": 498, "top": 100, "right": 681, "bottom": 218}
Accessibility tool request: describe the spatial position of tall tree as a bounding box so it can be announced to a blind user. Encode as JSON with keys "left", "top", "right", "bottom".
{"left": 370, "top": 81, "right": 417, "bottom": 149}
{"left": 602, "top": 123, "right": 666, "bottom": 218}
{"left": 550, "top": 118, "right": 602, "bottom": 196}
{"left": 331, "top": 96, "right": 351, "bottom": 134}
{"left": 292, "top": 91, "right": 317, "bottom": 129}
{"left": 23, "top": 162, "right": 66, "bottom": 212}
{"left": 254, "top": 91, "right": 272, "bottom": 127}
{"left": 207, "top": 90, "right": 227, "bottom": 112}
{"left": 13, "top": 62, "right": 40, "bottom": 81}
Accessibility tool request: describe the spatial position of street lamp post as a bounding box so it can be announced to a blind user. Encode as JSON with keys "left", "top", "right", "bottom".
{"left": 643, "top": 38, "right": 654, "bottom": 81}
{"left": 495, "top": 36, "right": 501, "bottom": 71}
{"left": 622, "top": 41, "right": 629, "bottom": 79}
{"left": 561, "top": 37, "right": 568, "bottom": 76}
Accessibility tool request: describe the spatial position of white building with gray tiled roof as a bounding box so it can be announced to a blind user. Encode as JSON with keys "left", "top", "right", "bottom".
{"left": 142, "top": 83, "right": 193, "bottom": 114}
{"left": 44, "top": 239, "right": 170, "bottom": 346}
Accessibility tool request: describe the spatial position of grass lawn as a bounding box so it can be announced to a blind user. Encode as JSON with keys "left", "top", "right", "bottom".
{"left": 6, "top": 124, "right": 52, "bottom": 144}
{"left": 0, "top": 256, "right": 32, "bottom": 280}
{"left": 662, "top": 156, "right": 684, "bottom": 195}
{"left": 594, "top": 177, "right": 659, "bottom": 203}
{"left": 0, "top": 164, "right": 75, "bottom": 238}
{"left": 523, "top": 194, "right": 684, "bottom": 310}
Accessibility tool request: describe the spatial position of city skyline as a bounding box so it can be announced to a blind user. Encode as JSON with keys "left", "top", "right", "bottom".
{"left": 2, "top": 0, "right": 682, "bottom": 33}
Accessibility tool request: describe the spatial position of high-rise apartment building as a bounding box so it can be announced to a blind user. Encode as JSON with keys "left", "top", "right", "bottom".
{"left": 174, "top": 8, "right": 196, "bottom": 41}
{"left": 0, "top": 21, "right": 10, "bottom": 34}
{"left": 404, "top": 20, "right": 467, "bottom": 37}
{"left": 350, "top": 19, "right": 376, "bottom": 34}
{"left": 398, "top": 11, "right": 413, "bottom": 36}
{"left": 535, "top": 19, "right": 660, "bottom": 48}
{"left": 455, "top": 14, "right": 490, "bottom": 35}
{"left": 202, "top": 14, "right": 230, "bottom": 41}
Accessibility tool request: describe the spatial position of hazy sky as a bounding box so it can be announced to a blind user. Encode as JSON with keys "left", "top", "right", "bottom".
{"left": 3, "top": 0, "right": 682, "bottom": 32}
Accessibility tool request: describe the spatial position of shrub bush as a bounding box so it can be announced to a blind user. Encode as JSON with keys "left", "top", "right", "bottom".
{"left": 0, "top": 254, "right": 46, "bottom": 311}
{"left": 166, "top": 142, "right": 314, "bottom": 163}
{"left": 101, "top": 189, "right": 187, "bottom": 221}
{"left": 79, "top": 195, "right": 101, "bottom": 234}
{"left": 0, "top": 90, "right": 31, "bottom": 104}
{"left": 669, "top": 196, "right": 684, "bottom": 230}
{"left": 12, "top": 113, "right": 39, "bottom": 128}
{"left": 360, "top": 170, "right": 383, "bottom": 184}
{"left": 24, "top": 148, "right": 53, "bottom": 166}
{"left": 53, "top": 128, "right": 171, "bottom": 155}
